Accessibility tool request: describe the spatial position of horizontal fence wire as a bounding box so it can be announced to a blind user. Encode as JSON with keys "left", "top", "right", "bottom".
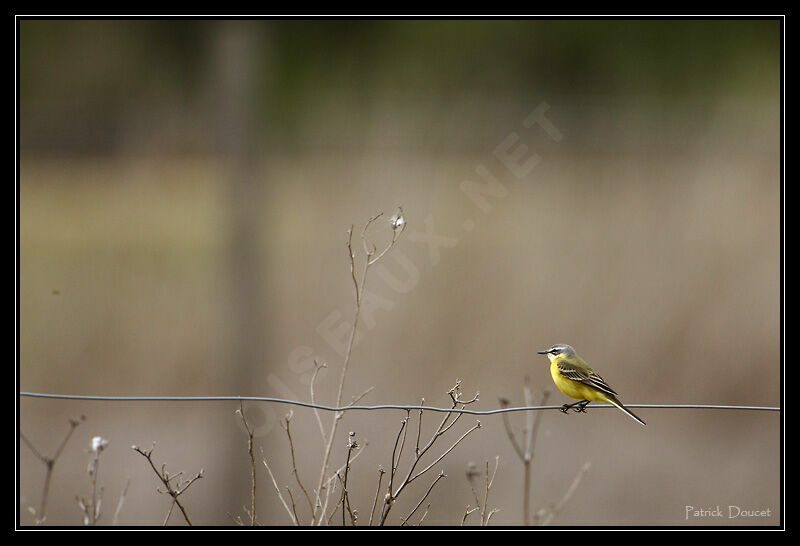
{"left": 18, "top": 392, "right": 780, "bottom": 415}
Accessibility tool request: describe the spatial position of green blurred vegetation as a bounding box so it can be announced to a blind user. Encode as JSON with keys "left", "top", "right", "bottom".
{"left": 20, "top": 19, "right": 779, "bottom": 154}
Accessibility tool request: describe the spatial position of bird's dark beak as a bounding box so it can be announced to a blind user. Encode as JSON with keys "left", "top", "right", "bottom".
{"left": 537, "top": 349, "right": 550, "bottom": 354}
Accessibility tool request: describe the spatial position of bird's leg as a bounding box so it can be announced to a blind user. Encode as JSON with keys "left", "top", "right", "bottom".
{"left": 574, "top": 400, "right": 591, "bottom": 413}
{"left": 560, "top": 400, "right": 589, "bottom": 414}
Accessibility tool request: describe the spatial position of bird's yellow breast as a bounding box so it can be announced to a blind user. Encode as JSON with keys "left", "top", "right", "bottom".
{"left": 549, "top": 357, "right": 609, "bottom": 403}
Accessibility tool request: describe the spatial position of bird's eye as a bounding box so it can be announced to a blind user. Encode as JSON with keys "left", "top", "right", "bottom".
{"left": 550, "top": 349, "right": 558, "bottom": 354}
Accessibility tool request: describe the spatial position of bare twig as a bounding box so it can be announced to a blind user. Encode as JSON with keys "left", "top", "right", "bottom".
{"left": 415, "top": 398, "right": 424, "bottom": 456}
{"left": 401, "top": 471, "right": 446, "bottom": 526}
{"left": 346, "top": 225, "right": 359, "bottom": 302}
{"left": 529, "top": 387, "right": 550, "bottom": 459}
{"left": 20, "top": 415, "right": 84, "bottom": 524}
{"left": 499, "top": 398, "right": 524, "bottom": 459}
{"left": 132, "top": 444, "right": 203, "bottom": 526}
{"left": 325, "top": 476, "right": 344, "bottom": 526}
{"left": 369, "top": 467, "right": 386, "bottom": 526}
{"left": 346, "top": 385, "right": 376, "bottom": 408}
{"left": 226, "top": 511, "right": 244, "bottom": 526}
{"left": 282, "top": 411, "right": 314, "bottom": 519}
{"left": 112, "top": 478, "right": 130, "bottom": 526}
{"left": 416, "top": 504, "right": 432, "bottom": 526}
{"left": 261, "top": 452, "right": 298, "bottom": 526}
{"left": 317, "top": 438, "right": 370, "bottom": 526}
{"left": 409, "top": 422, "right": 481, "bottom": 483}
{"left": 466, "top": 463, "right": 482, "bottom": 508}
{"left": 337, "top": 225, "right": 368, "bottom": 403}
{"left": 481, "top": 457, "right": 500, "bottom": 526}
{"left": 310, "top": 360, "right": 328, "bottom": 445}
{"left": 236, "top": 402, "right": 257, "bottom": 525}
{"left": 312, "top": 210, "right": 405, "bottom": 524}
{"left": 461, "top": 506, "right": 479, "bottom": 526}
{"left": 77, "top": 436, "right": 108, "bottom": 525}
{"left": 324, "top": 439, "right": 369, "bottom": 489}
{"left": 522, "top": 379, "right": 534, "bottom": 455}
{"left": 286, "top": 487, "right": 300, "bottom": 526}
{"left": 388, "top": 418, "right": 409, "bottom": 496}
{"left": 500, "top": 385, "right": 550, "bottom": 525}
{"left": 341, "top": 433, "right": 359, "bottom": 526}
{"left": 465, "top": 456, "right": 500, "bottom": 526}
{"left": 540, "top": 461, "right": 591, "bottom": 526}
{"left": 163, "top": 501, "right": 176, "bottom": 526}
{"left": 379, "top": 380, "right": 481, "bottom": 525}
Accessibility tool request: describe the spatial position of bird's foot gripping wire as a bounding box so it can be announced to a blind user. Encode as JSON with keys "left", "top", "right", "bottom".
{"left": 560, "top": 400, "right": 591, "bottom": 414}
{"left": 574, "top": 400, "right": 591, "bottom": 413}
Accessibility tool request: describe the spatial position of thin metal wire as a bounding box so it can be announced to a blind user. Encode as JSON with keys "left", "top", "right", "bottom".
{"left": 18, "top": 392, "right": 779, "bottom": 414}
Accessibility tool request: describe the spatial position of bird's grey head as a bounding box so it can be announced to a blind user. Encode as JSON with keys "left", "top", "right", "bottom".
{"left": 537, "top": 344, "right": 577, "bottom": 360}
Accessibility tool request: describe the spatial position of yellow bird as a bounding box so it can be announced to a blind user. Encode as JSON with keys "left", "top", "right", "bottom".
{"left": 537, "top": 344, "right": 646, "bottom": 426}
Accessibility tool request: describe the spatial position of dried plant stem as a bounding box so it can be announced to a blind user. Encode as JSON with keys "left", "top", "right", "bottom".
{"left": 112, "top": 478, "right": 130, "bottom": 525}
{"left": 282, "top": 411, "right": 314, "bottom": 518}
{"left": 462, "top": 506, "right": 479, "bottom": 526}
{"left": 416, "top": 504, "right": 431, "bottom": 525}
{"left": 311, "top": 230, "right": 367, "bottom": 523}
{"left": 379, "top": 381, "right": 481, "bottom": 525}
{"left": 541, "top": 462, "right": 591, "bottom": 526}
{"left": 415, "top": 398, "right": 424, "bottom": 455}
{"left": 465, "top": 456, "right": 500, "bottom": 526}
{"left": 528, "top": 387, "right": 549, "bottom": 457}
{"left": 286, "top": 487, "right": 300, "bottom": 525}
{"left": 226, "top": 512, "right": 245, "bottom": 526}
{"left": 481, "top": 456, "right": 500, "bottom": 526}
{"left": 316, "top": 439, "right": 369, "bottom": 526}
{"left": 401, "top": 471, "right": 446, "bottom": 526}
{"left": 311, "top": 214, "right": 403, "bottom": 524}
{"left": 500, "top": 385, "right": 550, "bottom": 525}
{"left": 341, "top": 434, "right": 358, "bottom": 526}
{"left": 369, "top": 467, "right": 386, "bottom": 525}
{"left": 132, "top": 444, "right": 203, "bottom": 526}
{"left": 20, "top": 416, "right": 84, "bottom": 524}
{"left": 324, "top": 439, "right": 368, "bottom": 488}
{"left": 236, "top": 402, "right": 257, "bottom": 525}
{"left": 310, "top": 360, "right": 328, "bottom": 444}
{"left": 261, "top": 455, "right": 298, "bottom": 526}
{"left": 164, "top": 501, "right": 176, "bottom": 526}
{"left": 88, "top": 452, "right": 101, "bottom": 525}
{"left": 501, "top": 381, "right": 589, "bottom": 526}
{"left": 388, "top": 418, "right": 408, "bottom": 495}
{"left": 325, "top": 477, "right": 343, "bottom": 526}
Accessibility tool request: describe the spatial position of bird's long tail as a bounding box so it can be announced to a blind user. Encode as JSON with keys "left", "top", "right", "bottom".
{"left": 607, "top": 397, "right": 646, "bottom": 426}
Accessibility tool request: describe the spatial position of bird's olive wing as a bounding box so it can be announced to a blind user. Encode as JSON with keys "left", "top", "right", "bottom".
{"left": 556, "top": 361, "right": 618, "bottom": 396}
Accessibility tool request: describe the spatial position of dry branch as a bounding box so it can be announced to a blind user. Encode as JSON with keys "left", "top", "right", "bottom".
{"left": 379, "top": 380, "right": 482, "bottom": 525}
{"left": 20, "top": 415, "right": 85, "bottom": 524}
{"left": 132, "top": 443, "right": 203, "bottom": 526}
{"left": 311, "top": 209, "right": 405, "bottom": 524}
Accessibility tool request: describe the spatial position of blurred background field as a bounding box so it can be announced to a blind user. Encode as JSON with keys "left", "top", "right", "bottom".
{"left": 19, "top": 19, "right": 781, "bottom": 526}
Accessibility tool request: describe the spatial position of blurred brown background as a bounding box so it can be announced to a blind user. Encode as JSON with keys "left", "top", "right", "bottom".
{"left": 19, "top": 19, "right": 781, "bottom": 526}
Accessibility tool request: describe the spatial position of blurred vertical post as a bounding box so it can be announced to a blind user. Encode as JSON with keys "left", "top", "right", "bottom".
{"left": 211, "top": 20, "right": 268, "bottom": 511}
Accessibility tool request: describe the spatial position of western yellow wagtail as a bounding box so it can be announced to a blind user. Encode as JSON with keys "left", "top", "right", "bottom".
{"left": 537, "top": 344, "right": 646, "bottom": 426}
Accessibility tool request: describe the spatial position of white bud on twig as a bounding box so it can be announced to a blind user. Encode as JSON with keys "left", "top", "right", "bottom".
{"left": 91, "top": 436, "right": 108, "bottom": 453}
{"left": 390, "top": 206, "right": 406, "bottom": 232}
